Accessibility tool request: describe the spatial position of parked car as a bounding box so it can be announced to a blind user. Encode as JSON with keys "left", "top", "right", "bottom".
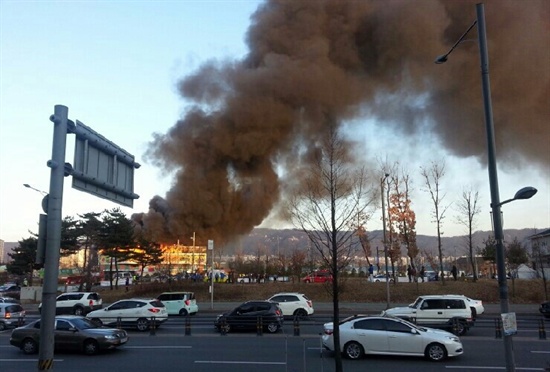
{"left": 266, "top": 292, "right": 314, "bottom": 318}
{"left": 10, "top": 315, "right": 128, "bottom": 355}
{"left": 0, "top": 297, "right": 20, "bottom": 304}
{"left": 322, "top": 315, "right": 463, "bottom": 361}
{"left": 157, "top": 292, "right": 198, "bottom": 316}
{"left": 382, "top": 295, "right": 474, "bottom": 335}
{"left": 39, "top": 292, "right": 102, "bottom": 316}
{"left": 540, "top": 301, "right": 550, "bottom": 318}
{"left": 87, "top": 298, "right": 168, "bottom": 332}
{"left": 0, "top": 303, "right": 26, "bottom": 331}
{"left": 373, "top": 274, "right": 394, "bottom": 283}
{"left": 214, "top": 300, "right": 284, "bottom": 333}
{"left": 0, "top": 284, "right": 21, "bottom": 299}
{"left": 424, "top": 271, "right": 438, "bottom": 282}
{"left": 302, "top": 270, "right": 333, "bottom": 283}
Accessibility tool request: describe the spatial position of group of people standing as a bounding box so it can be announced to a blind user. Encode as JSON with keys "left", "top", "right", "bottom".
{"left": 407, "top": 265, "right": 426, "bottom": 282}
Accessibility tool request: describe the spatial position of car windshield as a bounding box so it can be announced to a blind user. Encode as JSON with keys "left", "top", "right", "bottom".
{"left": 69, "top": 317, "right": 99, "bottom": 330}
{"left": 410, "top": 297, "right": 423, "bottom": 308}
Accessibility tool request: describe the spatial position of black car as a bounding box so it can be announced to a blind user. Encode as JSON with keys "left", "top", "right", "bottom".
{"left": 214, "top": 300, "right": 284, "bottom": 333}
{"left": 540, "top": 301, "right": 550, "bottom": 318}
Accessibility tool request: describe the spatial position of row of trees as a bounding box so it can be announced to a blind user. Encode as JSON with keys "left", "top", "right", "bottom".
{"left": 7, "top": 208, "right": 164, "bottom": 290}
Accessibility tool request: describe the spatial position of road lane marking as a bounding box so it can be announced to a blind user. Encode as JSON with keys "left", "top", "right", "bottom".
{"left": 195, "top": 361, "right": 286, "bottom": 365}
{"left": 124, "top": 346, "right": 192, "bottom": 349}
{"left": 445, "top": 367, "right": 545, "bottom": 371}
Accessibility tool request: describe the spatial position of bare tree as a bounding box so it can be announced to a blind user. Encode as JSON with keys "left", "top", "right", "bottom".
{"left": 420, "top": 161, "right": 451, "bottom": 284}
{"left": 455, "top": 186, "right": 481, "bottom": 281}
{"left": 287, "top": 124, "right": 376, "bottom": 372}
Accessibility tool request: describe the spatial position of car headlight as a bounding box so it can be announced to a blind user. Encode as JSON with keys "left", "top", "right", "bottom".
{"left": 447, "top": 336, "right": 460, "bottom": 343}
{"left": 104, "top": 334, "right": 118, "bottom": 340}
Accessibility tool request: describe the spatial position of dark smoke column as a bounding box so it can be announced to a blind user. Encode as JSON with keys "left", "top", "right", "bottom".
{"left": 138, "top": 0, "right": 549, "bottom": 244}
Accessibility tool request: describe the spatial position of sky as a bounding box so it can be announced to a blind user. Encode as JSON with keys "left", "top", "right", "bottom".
{"left": 1, "top": 0, "right": 548, "bottom": 244}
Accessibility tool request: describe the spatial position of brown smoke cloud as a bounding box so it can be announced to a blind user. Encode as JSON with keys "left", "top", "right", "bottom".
{"left": 133, "top": 0, "right": 549, "bottom": 244}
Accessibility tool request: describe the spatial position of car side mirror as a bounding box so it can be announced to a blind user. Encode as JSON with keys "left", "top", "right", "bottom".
{"left": 411, "top": 328, "right": 418, "bottom": 335}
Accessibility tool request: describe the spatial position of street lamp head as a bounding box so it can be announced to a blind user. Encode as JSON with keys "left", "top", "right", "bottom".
{"left": 434, "top": 55, "right": 448, "bottom": 64}
{"left": 23, "top": 183, "right": 31, "bottom": 188}
{"left": 513, "top": 186, "right": 537, "bottom": 200}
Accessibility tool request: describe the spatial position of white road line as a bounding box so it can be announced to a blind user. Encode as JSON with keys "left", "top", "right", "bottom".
{"left": 195, "top": 361, "right": 286, "bottom": 365}
{"left": 445, "top": 367, "right": 545, "bottom": 371}
{"left": 123, "top": 346, "right": 192, "bottom": 349}
{"left": 531, "top": 350, "right": 550, "bottom": 353}
{"left": 0, "top": 359, "right": 64, "bottom": 362}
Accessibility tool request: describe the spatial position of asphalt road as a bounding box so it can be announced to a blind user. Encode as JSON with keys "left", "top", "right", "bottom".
{"left": 1, "top": 308, "right": 549, "bottom": 372}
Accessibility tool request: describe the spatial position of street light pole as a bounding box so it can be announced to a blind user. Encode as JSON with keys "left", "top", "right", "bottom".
{"left": 381, "top": 173, "right": 390, "bottom": 309}
{"left": 435, "top": 4, "right": 537, "bottom": 372}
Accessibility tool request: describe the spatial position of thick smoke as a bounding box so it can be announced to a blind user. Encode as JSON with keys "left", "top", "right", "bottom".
{"left": 134, "top": 0, "right": 549, "bottom": 244}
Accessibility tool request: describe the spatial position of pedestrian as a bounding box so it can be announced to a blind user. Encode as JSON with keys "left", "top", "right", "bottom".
{"left": 411, "top": 267, "right": 417, "bottom": 282}
{"left": 368, "top": 264, "right": 374, "bottom": 282}
{"left": 407, "top": 265, "right": 412, "bottom": 282}
{"left": 420, "top": 266, "right": 425, "bottom": 282}
{"left": 125, "top": 276, "right": 130, "bottom": 292}
{"left": 451, "top": 265, "right": 458, "bottom": 281}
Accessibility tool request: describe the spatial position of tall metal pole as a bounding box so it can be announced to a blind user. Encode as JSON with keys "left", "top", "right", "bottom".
{"left": 476, "top": 4, "right": 515, "bottom": 371}
{"left": 38, "top": 105, "right": 69, "bottom": 371}
{"left": 381, "top": 174, "right": 390, "bottom": 309}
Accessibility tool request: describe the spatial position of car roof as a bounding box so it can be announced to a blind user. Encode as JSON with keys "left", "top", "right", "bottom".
{"left": 269, "top": 292, "right": 304, "bottom": 296}
{"left": 0, "top": 303, "right": 23, "bottom": 308}
{"left": 160, "top": 292, "right": 193, "bottom": 294}
{"left": 59, "top": 292, "right": 97, "bottom": 295}
{"left": 417, "top": 294, "right": 468, "bottom": 300}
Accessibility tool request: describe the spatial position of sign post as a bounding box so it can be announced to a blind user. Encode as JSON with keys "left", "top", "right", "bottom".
{"left": 208, "top": 240, "right": 214, "bottom": 309}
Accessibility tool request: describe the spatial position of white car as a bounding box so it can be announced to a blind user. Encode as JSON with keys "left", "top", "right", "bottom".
{"left": 449, "top": 295, "right": 484, "bottom": 318}
{"left": 322, "top": 315, "right": 464, "bottom": 361}
{"left": 157, "top": 292, "right": 198, "bottom": 316}
{"left": 382, "top": 295, "right": 474, "bottom": 335}
{"left": 87, "top": 298, "right": 168, "bottom": 332}
{"left": 39, "top": 292, "right": 102, "bottom": 316}
{"left": 266, "top": 292, "right": 314, "bottom": 317}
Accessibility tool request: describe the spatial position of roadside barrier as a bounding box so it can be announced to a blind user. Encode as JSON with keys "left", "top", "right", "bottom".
{"left": 293, "top": 316, "right": 300, "bottom": 336}
{"left": 256, "top": 316, "right": 263, "bottom": 336}
{"left": 495, "top": 318, "right": 502, "bottom": 338}
{"left": 117, "top": 317, "right": 122, "bottom": 329}
{"left": 185, "top": 316, "right": 191, "bottom": 336}
{"left": 539, "top": 319, "right": 546, "bottom": 340}
{"left": 149, "top": 317, "right": 156, "bottom": 336}
{"left": 18, "top": 316, "right": 25, "bottom": 327}
{"left": 220, "top": 318, "right": 227, "bottom": 336}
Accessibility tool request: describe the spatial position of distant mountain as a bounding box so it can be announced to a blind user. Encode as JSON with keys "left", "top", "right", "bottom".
{"left": 221, "top": 227, "right": 545, "bottom": 257}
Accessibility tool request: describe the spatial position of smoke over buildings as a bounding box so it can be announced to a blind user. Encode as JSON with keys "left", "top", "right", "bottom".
{"left": 132, "top": 0, "right": 549, "bottom": 245}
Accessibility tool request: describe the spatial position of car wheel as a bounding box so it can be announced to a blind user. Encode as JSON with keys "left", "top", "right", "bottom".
{"left": 91, "top": 318, "right": 103, "bottom": 327}
{"left": 344, "top": 341, "right": 364, "bottom": 360}
{"left": 425, "top": 342, "right": 447, "bottom": 361}
{"left": 456, "top": 321, "right": 467, "bottom": 336}
{"left": 0, "top": 321, "right": 6, "bottom": 331}
{"left": 220, "top": 323, "right": 230, "bottom": 333}
{"left": 179, "top": 309, "right": 189, "bottom": 316}
{"left": 293, "top": 309, "right": 308, "bottom": 318}
{"left": 22, "top": 338, "right": 38, "bottom": 355}
{"left": 136, "top": 318, "right": 149, "bottom": 332}
{"left": 266, "top": 322, "right": 279, "bottom": 333}
{"left": 73, "top": 306, "right": 85, "bottom": 316}
{"left": 83, "top": 339, "right": 100, "bottom": 355}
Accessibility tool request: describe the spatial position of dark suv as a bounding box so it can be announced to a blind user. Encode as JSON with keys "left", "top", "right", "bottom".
{"left": 214, "top": 300, "right": 283, "bottom": 333}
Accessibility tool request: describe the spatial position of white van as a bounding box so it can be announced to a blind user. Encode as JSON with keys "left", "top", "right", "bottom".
{"left": 157, "top": 292, "right": 198, "bottom": 316}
